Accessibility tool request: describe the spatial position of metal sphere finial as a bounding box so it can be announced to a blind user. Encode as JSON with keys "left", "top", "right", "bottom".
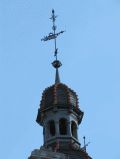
{"left": 52, "top": 60, "right": 62, "bottom": 69}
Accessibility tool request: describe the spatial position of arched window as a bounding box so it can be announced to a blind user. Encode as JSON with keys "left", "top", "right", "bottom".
{"left": 49, "top": 120, "right": 56, "bottom": 136}
{"left": 71, "top": 121, "right": 77, "bottom": 139}
{"left": 59, "top": 118, "right": 67, "bottom": 135}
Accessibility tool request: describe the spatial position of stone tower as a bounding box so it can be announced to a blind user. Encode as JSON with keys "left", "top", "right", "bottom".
{"left": 28, "top": 10, "right": 92, "bottom": 159}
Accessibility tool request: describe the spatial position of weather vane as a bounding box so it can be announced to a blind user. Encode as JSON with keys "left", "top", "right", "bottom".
{"left": 41, "top": 9, "right": 65, "bottom": 84}
{"left": 41, "top": 9, "right": 65, "bottom": 60}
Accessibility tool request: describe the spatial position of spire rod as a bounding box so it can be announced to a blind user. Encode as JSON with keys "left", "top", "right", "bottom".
{"left": 52, "top": 60, "right": 62, "bottom": 83}
{"left": 51, "top": 9, "right": 58, "bottom": 60}
{"left": 41, "top": 9, "right": 64, "bottom": 84}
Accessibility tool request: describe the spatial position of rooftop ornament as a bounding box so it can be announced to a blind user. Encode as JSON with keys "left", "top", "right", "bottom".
{"left": 41, "top": 9, "right": 65, "bottom": 84}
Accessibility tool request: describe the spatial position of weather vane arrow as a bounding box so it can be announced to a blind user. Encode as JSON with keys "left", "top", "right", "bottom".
{"left": 41, "top": 31, "right": 65, "bottom": 42}
{"left": 41, "top": 9, "right": 65, "bottom": 60}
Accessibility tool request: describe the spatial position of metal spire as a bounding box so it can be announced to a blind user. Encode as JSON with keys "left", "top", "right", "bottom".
{"left": 41, "top": 9, "right": 64, "bottom": 84}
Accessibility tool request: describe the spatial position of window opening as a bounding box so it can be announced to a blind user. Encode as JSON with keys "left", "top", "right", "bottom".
{"left": 59, "top": 118, "right": 67, "bottom": 135}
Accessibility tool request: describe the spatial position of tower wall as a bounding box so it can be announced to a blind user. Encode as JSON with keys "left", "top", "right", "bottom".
{"left": 42, "top": 108, "right": 80, "bottom": 149}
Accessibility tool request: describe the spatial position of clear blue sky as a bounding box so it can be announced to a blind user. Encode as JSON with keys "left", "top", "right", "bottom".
{"left": 0, "top": 0, "right": 120, "bottom": 159}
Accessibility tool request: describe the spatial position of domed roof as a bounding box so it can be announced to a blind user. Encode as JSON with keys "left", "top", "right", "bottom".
{"left": 36, "top": 82, "right": 84, "bottom": 125}
{"left": 40, "top": 83, "right": 79, "bottom": 110}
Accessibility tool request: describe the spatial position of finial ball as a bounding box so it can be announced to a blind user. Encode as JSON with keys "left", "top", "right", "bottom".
{"left": 52, "top": 60, "right": 62, "bottom": 68}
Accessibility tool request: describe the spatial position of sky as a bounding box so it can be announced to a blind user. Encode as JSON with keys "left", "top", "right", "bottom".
{"left": 0, "top": 0, "right": 120, "bottom": 159}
